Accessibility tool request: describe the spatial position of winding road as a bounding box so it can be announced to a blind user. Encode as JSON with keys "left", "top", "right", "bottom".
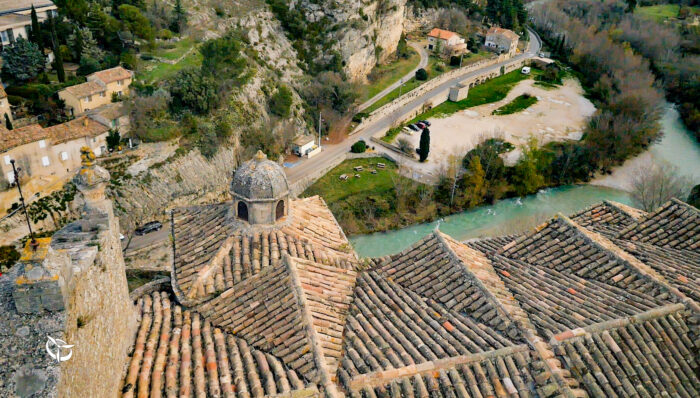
{"left": 285, "top": 29, "right": 542, "bottom": 185}
{"left": 357, "top": 42, "right": 429, "bottom": 112}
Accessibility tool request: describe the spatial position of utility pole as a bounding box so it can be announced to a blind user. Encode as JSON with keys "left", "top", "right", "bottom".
{"left": 10, "top": 159, "right": 37, "bottom": 248}
{"left": 459, "top": 53, "right": 464, "bottom": 68}
{"left": 317, "top": 111, "right": 322, "bottom": 149}
{"left": 399, "top": 78, "right": 404, "bottom": 97}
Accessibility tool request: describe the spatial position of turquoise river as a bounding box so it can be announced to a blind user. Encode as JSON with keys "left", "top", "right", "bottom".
{"left": 349, "top": 105, "right": 700, "bottom": 258}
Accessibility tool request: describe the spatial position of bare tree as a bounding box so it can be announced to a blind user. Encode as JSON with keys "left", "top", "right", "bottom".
{"left": 630, "top": 161, "right": 692, "bottom": 211}
{"left": 397, "top": 138, "right": 414, "bottom": 155}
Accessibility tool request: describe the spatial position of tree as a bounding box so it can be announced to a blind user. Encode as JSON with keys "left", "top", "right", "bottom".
{"left": 269, "top": 85, "right": 293, "bottom": 117}
{"left": 169, "top": 69, "right": 219, "bottom": 114}
{"left": 118, "top": 5, "right": 154, "bottom": 40}
{"left": 631, "top": 161, "right": 691, "bottom": 211}
{"left": 1, "top": 38, "right": 44, "bottom": 82}
{"left": 396, "top": 33, "right": 409, "bottom": 58}
{"left": 415, "top": 68, "right": 428, "bottom": 81}
{"left": 417, "top": 127, "right": 430, "bottom": 162}
{"left": 688, "top": 184, "right": 700, "bottom": 208}
{"left": 48, "top": 15, "right": 65, "bottom": 83}
{"left": 4, "top": 114, "right": 13, "bottom": 130}
{"left": 351, "top": 140, "right": 367, "bottom": 153}
{"left": 462, "top": 155, "right": 487, "bottom": 208}
{"left": 29, "top": 6, "right": 43, "bottom": 46}
{"left": 171, "top": 0, "right": 187, "bottom": 34}
{"left": 106, "top": 129, "right": 121, "bottom": 151}
{"left": 625, "top": 0, "right": 637, "bottom": 13}
{"left": 397, "top": 138, "right": 414, "bottom": 155}
{"left": 200, "top": 33, "right": 247, "bottom": 80}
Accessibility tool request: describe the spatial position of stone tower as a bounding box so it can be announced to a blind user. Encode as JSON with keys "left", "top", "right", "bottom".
{"left": 230, "top": 150, "right": 290, "bottom": 225}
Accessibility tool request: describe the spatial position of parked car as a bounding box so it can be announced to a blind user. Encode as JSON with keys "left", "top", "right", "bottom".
{"left": 419, "top": 120, "right": 431, "bottom": 126}
{"left": 415, "top": 122, "right": 426, "bottom": 129}
{"left": 135, "top": 221, "right": 163, "bottom": 236}
{"left": 521, "top": 66, "right": 531, "bottom": 75}
{"left": 408, "top": 124, "right": 420, "bottom": 131}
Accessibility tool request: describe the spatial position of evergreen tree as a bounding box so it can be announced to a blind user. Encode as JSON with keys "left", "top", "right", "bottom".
{"left": 49, "top": 15, "right": 65, "bottom": 82}
{"left": 418, "top": 127, "right": 430, "bottom": 162}
{"left": 1, "top": 37, "right": 44, "bottom": 82}
{"left": 171, "top": 0, "right": 187, "bottom": 34}
{"left": 30, "top": 6, "right": 42, "bottom": 46}
{"left": 625, "top": 0, "right": 637, "bottom": 12}
{"left": 72, "top": 26, "right": 83, "bottom": 61}
{"left": 4, "top": 114, "right": 13, "bottom": 130}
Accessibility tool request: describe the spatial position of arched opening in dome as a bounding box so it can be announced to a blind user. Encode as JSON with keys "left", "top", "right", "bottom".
{"left": 276, "top": 200, "right": 285, "bottom": 220}
{"left": 237, "top": 201, "right": 248, "bottom": 221}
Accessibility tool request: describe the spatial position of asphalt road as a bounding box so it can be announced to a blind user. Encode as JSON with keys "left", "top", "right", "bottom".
{"left": 357, "top": 42, "right": 429, "bottom": 111}
{"left": 122, "top": 222, "right": 170, "bottom": 252}
{"left": 286, "top": 29, "right": 542, "bottom": 184}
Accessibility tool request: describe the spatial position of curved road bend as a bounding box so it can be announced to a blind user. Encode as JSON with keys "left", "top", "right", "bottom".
{"left": 357, "top": 42, "right": 430, "bottom": 112}
{"left": 285, "top": 29, "right": 542, "bottom": 184}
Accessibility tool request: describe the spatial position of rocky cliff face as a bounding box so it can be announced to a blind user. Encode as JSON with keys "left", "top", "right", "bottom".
{"left": 297, "top": 0, "right": 407, "bottom": 81}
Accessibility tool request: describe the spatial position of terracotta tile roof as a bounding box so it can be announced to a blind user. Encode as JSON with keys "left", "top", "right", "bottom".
{"left": 618, "top": 198, "right": 699, "bottom": 252}
{"left": 500, "top": 215, "right": 678, "bottom": 303}
{"left": 89, "top": 66, "right": 133, "bottom": 84}
{"left": 571, "top": 200, "right": 646, "bottom": 237}
{"left": 550, "top": 305, "right": 699, "bottom": 397}
{"left": 487, "top": 27, "right": 519, "bottom": 41}
{"left": 465, "top": 234, "right": 518, "bottom": 255}
{"left": 196, "top": 255, "right": 357, "bottom": 395}
{"left": 61, "top": 81, "right": 105, "bottom": 98}
{"left": 121, "top": 291, "right": 313, "bottom": 398}
{"left": 428, "top": 28, "right": 459, "bottom": 40}
{"left": 170, "top": 198, "right": 358, "bottom": 304}
{"left": 0, "top": 117, "right": 108, "bottom": 152}
{"left": 491, "top": 254, "right": 669, "bottom": 338}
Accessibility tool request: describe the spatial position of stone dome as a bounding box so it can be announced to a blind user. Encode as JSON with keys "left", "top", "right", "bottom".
{"left": 231, "top": 151, "right": 289, "bottom": 200}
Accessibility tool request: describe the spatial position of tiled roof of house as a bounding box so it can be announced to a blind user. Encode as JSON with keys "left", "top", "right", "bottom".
{"left": 61, "top": 81, "right": 105, "bottom": 99}
{"left": 571, "top": 200, "right": 646, "bottom": 237}
{"left": 487, "top": 27, "right": 519, "bottom": 41}
{"left": 89, "top": 66, "right": 133, "bottom": 84}
{"left": 428, "top": 28, "right": 459, "bottom": 40}
{"left": 123, "top": 198, "right": 700, "bottom": 397}
{"left": 618, "top": 198, "right": 699, "bottom": 252}
{"left": 122, "top": 291, "right": 314, "bottom": 398}
{"left": 170, "top": 197, "right": 358, "bottom": 304}
{"left": 0, "top": 117, "right": 108, "bottom": 152}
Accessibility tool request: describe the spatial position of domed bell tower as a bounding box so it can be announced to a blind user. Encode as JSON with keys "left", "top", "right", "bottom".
{"left": 230, "top": 150, "right": 290, "bottom": 225}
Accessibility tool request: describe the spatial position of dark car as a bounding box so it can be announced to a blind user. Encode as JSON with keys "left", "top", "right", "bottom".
{"left": 408, "top": 124, "right": 420, "bottom": 131}
{"left": 415, "top": 122, "right": 426, "bottom": 129}
{"left": 135, "top": 221, "right": 163, "bottom": 236}
{"left": 419, "top": 120, "right": 431, "bottom": 126}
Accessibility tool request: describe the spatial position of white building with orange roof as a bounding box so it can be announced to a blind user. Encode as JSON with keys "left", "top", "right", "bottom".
{"left": 426, "top": 28, "right": 467, "bottom": 56}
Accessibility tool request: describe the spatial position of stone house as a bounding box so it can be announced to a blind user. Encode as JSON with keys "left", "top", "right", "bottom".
{"left": 485, "top": 26, "right": 519, "bottom": 57}
{"left": 58, "top": 66, "right": 133, "bottom": 116}
{"left": 427, "top": 28, "right": 467, "bottom": 56}
{"left": 0, "top": 116, "right": 110, "bottom": 186}
{"left": 0, "top": 0, "right": 57, "bottom": 47}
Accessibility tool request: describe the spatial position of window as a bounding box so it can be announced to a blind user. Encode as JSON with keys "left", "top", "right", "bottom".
{"left": 0, "top": 31, "right": 8, "bottom": 43}
{"left": 86, "top": 95, "right": 92, "bottom": 102}
{"left": 4, "top": 155, "right": 10, "bottom": 165}
{"left": 60, "top": 151, "right": 69, "bottom": 160}
{"left": 41, "top": 156, "right": 50, "bottom": 166}
{"left": 237, "top": 201, "right": 248, "bottom": 221}
{"left": 111, "top": 119, "right": 117, "bottom": 128}
{"left": 100, "top": 92, "right": 105, "bottom": 97}
{"left": 118, "top": 80, "right": 123, "bottom": 86}
{"left": 6, "top": 172, "right": 14, "bottom": 184}
{"left": 276, "top": 200, "right": 285, "bottom": 220}
{"left": 92, "top": 137, "right": 97, "bottom": 143}
{"left": 38, "top": 140, "right": 46, "bottom": 148}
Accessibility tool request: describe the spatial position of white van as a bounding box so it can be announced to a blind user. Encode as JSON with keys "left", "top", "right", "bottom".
{"left": 521, "top": 66, "right": 531, "bottom": 75}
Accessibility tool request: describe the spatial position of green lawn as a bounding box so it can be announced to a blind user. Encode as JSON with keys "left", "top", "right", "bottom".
{"left": 493, "top": 93, "right": 538, "bottom": 115}
{"left": 635, "top": 5, "right": 681, "bottom": 22}
{"left": 409, "top": 69, "right": 531, "bottom": 122}
{"left": 302, "top": 157, "right": 400, "bottom": 203}
{"left": 152, "top": 37, "right": 196, "bottom": 61}
{"left": 360, "top": 48, "right": 421, "bottom": 102}
{"left": 136, "top": 50, "right": 203, "bottom": 83}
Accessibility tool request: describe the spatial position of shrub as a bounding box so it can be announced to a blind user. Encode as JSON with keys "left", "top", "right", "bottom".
{"left": 157, "top": 29, "right": 174, "bottom": 40}
{"left": 0, "top": 245, "right": 20, "bottom": 272}
{"left": 168, "top": 68, "right": 219, "bottom": 114}
{"left": 352, "top": 112, "right": 369, "bottom": 123}
{"left": 397, "top": 138, "right": 414, "bottom": 155}
{"left": 415, "top": 68, "right": 428, "bottom": 81}
{"left": 269, "top": 85, "right": 293, "bottom": 117}
{"left": 351, "top": 140, "right": 367, "bottom": 153}
{"left": 140, "top": 53, "right": 154, "bottom": 61}
{"left": 450, "top": 56, "right": 460, "bottom": 66}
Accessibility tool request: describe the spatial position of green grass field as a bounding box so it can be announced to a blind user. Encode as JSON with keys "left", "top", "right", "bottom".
{"left": 636, "top": 5, "right": 680, "bottom": 22}
{"left": 493, "top": 93, "right": 538, "bottom": 115}
{"left": 410, "top": 69, "right": 530, "bottom": 122}
{"left": 360, "top": 48, "right": 421, "bottom": 102}
{"left": 136, "top": 50, "right": 203, "bottom": 83}
{"left": 152, "top": 37, "right": 196, "bottom": 61}
{"left": 302, "top": 157, "right": 401, "bottom": 204}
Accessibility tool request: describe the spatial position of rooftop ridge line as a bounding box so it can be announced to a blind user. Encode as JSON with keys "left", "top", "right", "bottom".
{"left": 604, "top": 200, "right": 646, "bottom": 220}
{"left": 558, "top": 214, "right": 700, "bottom": 314}
{"left": 549, "top": 303, "right": 686, "bottom": 345}
{"left": 347, "top": 344, "right": 531, "bottom": 391}
{"left": 315, "top": 196, "right": 357, "bottom": 260}
{"left": 283, "top": 254, "right": 342, "bottom": 398}
{"left": 185, "top": 235, "right": 235, "bottom": 300}
{"left": 434, "top": 230, "right": 523, "bottom": 334}
{"left": 617, "top": 198, "right": 698, "bottom": 239}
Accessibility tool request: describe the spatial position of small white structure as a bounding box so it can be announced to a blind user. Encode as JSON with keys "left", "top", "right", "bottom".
{"left": 292, "top": 135, "right": 316, "bottom": 157}
{"left": 521, "top": 66, "right": 531, "bottom": 75}
{"left": 449, "top": 84, "right": 469, "bottom": 102}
